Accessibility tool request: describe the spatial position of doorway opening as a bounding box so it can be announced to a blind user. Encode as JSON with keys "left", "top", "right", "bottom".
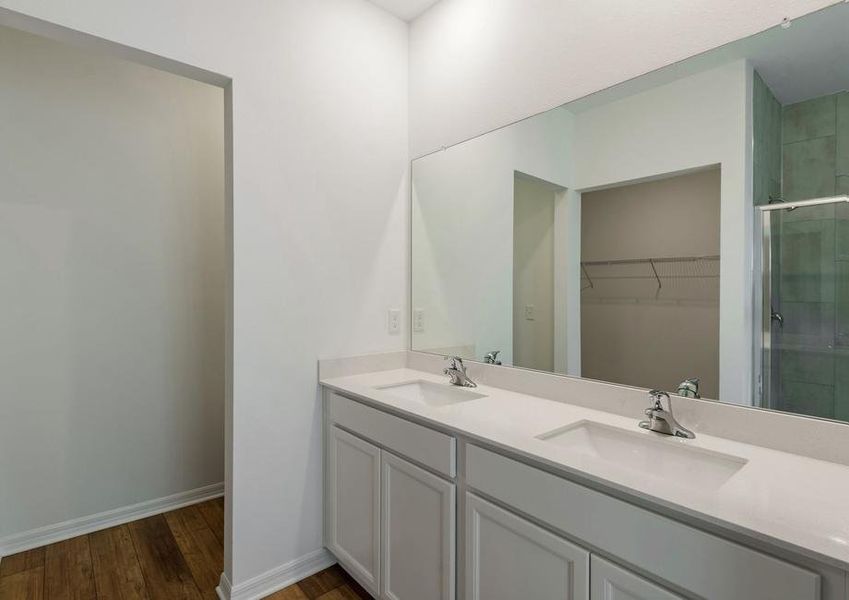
{"left": 0, "top": 14, "right": 233, "bottom": 590}
{"left": 512, "top": 173, "right": 568, "bottom": 372}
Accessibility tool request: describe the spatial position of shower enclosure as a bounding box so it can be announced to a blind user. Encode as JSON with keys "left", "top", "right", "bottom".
{"left": 758, "top": 195, "right": 849, "bottom": 420}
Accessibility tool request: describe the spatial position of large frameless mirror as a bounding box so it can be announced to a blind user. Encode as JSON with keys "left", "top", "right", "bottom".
{"left": 410, "top": 2, "right": 849, "bottom": 421}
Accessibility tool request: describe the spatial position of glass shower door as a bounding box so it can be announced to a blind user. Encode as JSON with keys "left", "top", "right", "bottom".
{"left": 759, "top": 196, "right": 849, "bottom": 420}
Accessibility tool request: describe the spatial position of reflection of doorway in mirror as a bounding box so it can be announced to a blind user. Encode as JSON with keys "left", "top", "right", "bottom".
{"left": 512, "top": 174, "right": 562, "bottom": 372}
{"left": 579, "top": 168, "right": 721, "bottom": 398}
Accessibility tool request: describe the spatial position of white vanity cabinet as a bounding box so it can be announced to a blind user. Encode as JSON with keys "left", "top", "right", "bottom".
{"left": 382, "top": 451, "right": 455, "bottom": 600}
{"left": 324, "top": 390, "right": 844, "bottom": 600}
{"left": 327, "top": 425, "right": 381, "bottom": 596}
{"left": 465, "top": 443, "right": 824, "bottom": 600}
{"left": 590, "top": 555, "right": 683, "bottom": 600}
{"left": 325, "top": 392, "right": 456, "bottom": 600}
{"left": 465, "top": 493, "right": 589, "bottom": 600}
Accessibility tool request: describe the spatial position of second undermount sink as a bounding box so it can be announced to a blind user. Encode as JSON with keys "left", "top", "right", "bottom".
{"left": 375, "top": 380, "right": 487, "bottom": 407}
{"left": 537, "top": 420, "right": 747, "bottom": 491}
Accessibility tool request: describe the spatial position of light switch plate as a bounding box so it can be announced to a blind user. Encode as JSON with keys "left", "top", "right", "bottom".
{"left": 525, "top": 304, "right": 536, "bottom": 321}
{"left": 413, "top": 308, "right": 425, "bottom": 333}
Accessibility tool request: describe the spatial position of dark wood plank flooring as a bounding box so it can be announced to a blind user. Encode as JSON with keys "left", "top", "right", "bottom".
{"left": 0, "top": 498, "right": 369, "bottom": 600}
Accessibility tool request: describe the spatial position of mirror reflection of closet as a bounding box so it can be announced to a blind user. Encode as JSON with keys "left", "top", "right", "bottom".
{"left": 579, "top": 168, "right": 721, "bottom": 398}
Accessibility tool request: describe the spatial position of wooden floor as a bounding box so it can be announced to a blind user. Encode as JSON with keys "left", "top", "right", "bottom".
{"left": 0, "top": 498, "right": 370, "bottom": 600}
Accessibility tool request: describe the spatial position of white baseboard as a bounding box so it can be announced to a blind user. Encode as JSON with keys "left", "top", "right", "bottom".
{"left": 0, "top": 482, "right": 224, "bottom": 558}
{"left": 217, "top": 548, "right": 336, "bottom": 600}
{"left": 216, "top": 572, "right": 233, "bottom": 600}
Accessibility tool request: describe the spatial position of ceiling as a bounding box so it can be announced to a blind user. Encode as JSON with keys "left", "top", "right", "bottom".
{"left": 368, "top": 0, "right": 441, "bottom": 21}
{"left": 567, "top": 2, "right": 849, "bottom": 113}
{"left": 749, "top": 6, "right": 849, "bottom": 105}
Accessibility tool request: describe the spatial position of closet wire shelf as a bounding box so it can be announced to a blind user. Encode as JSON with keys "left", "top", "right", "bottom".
{"left": 580, "top": 255, "right": 720, "bottom": 301}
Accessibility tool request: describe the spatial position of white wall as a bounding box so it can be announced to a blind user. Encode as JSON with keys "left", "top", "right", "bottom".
{"left": 0, "top": 0, "right": 409, "bottom": 590}
{"left": 571, "top": 61, "right": 752, "bottom": 404}
{"left": 409, "top": 0, "right": 836, "bottom": 157}
{"left": 411, "top": 108, "right": 573, "bottom": 365}
{"left": 0, "top": 26, "right": 224, "bottom": 539}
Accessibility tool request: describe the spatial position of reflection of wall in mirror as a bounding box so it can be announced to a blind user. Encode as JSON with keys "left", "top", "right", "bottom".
{"left": 412, "top": 60, "right": 753, "bottom": 403}
{"left": 513, "top": 175, "right": 556, "bottom": 372}
{"left": 411, "top": 107, "right": 574, "bottom": 365}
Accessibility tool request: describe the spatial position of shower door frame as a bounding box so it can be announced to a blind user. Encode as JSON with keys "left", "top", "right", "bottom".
{"left": 754, "top": 195, "right": 849, "bottom": 411}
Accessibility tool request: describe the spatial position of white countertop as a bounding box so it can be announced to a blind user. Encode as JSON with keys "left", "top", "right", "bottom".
{"left": 321, "top": 367, "right": 849, "bottom": 571}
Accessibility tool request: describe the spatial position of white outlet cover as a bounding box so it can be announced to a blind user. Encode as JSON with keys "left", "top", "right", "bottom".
{"left": 388, "top": 308, "right": 401, "bottom": 334}
{"left": 525, "top": 304, "right": 536, "bottom": 321}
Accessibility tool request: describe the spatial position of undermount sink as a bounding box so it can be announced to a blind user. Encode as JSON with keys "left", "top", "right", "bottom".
{"left": 375, "top": 380, "right": 487, "bottom": 407}
{"left": 537, "top": 420, "right": 747, "bottom": 491}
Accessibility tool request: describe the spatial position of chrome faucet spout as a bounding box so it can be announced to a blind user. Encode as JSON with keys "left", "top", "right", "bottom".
{"left": 639, "top": 390, "right": 695, "bottom": 439}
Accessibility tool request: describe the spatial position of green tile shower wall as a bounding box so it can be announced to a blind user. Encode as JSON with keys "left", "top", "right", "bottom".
{"left": 783, "top": 136, "right": 836, "bottom": 201}
{"left": 779, "top": 218, "right": 835, "bottom": 303}
{"left": 753, "top": 73, "right": 782, "bottom": 205}
{"left": 780, "top": 348, "right": 834, "bottom": 385}
{"left": 839, "top": 203, "right": 849, "bottom": 260}
{"left": 782, "top": 91, "right": 849, "bottom": 202}
{"left": 782, "top": 381, "right": 835, "bottom": 419}
{"left": 836, "top": 350, "right": 849, "bottom": 422}
{"left": 757, "top": 81, "right": 849, "bottom": 419}
{"left": 838, "top": 261, "right": 849, "bottom": 345}
{"left": 838, "top": 92, "right": 849, "bottom": 176}
{"left": 783, "top": 94, "right": 836, "bottom": 144}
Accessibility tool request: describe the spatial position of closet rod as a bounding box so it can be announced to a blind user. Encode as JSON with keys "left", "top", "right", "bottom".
{"left": 581, "top": 255, "right": 719, "bottom": 267}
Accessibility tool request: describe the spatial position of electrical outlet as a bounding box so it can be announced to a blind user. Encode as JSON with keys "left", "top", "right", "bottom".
{"left": 388, "top": 308, "right": 401, "bottom": 334}
{"left": 413, "top": 308, "right": 425, "bottom": 333}
{"left": 524, "top": 304, "right": 536, "bottom": 321}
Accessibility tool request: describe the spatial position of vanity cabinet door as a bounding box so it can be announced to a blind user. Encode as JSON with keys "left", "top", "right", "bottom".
{"left": 590, "top": 555, "right": 683, "bottom": 600}
{"left": 327, "top": 426, "right": 381, "bottom": 596}
{"left": 381, "top": 451, "right": 455, "bottom": 600}
{"left": 465, "top": 493, "right": 589, "bottom": 600}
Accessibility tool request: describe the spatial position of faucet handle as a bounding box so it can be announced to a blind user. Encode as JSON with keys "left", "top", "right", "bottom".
{"left": 642, "top": 389, "right": 695, "bottom": 439}
{"left": 648, "top": 389, "right": 670, "bottom": 411}
{"left": 444, "top": 356, "right": 465, "bottom": 372}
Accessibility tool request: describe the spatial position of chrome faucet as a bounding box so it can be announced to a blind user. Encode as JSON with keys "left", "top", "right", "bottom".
{"left": 444, "top": 356, "right": 477, "bottom": 388}
{"left": 639, "top": 390, "right": 695, "bottom": 439}
{"left": 676, "top": 378, "right": 700, "bottom": 399}
{"left": 483, "top": 350, "right": 501, "bottom": 365}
